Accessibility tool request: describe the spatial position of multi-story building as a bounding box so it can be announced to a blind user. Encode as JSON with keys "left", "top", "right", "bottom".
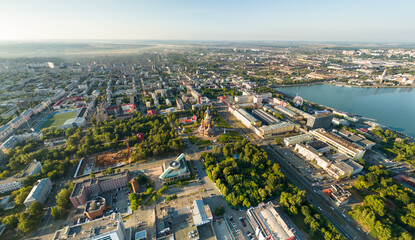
{"left": 306, "top": 112, "right": 334, "bottom": 129}
{"left": 294, "top": 143, "right": 331, "bottom": 169}
{"left": 0, "top": 132, "right": 42, "bottom": 154}
{"left": 23, "top": 178, "right": 52, "bottom": 207}
{"left": 0, "top": 160, "right": 42, "bottom": 193}
{"left": 258, "top": 122, "right": 296, "bottom": 138}
{"left": 70, "top": 171, "right": 129, "bottom": 207}
{"left": 310, "top": 128, "right": 365, "bottom": 160}
{"left": 247, "top": 202, "right": 295, "bottom": 240}
{"left": 283, "top": 134, "right": 313, "bottom": 147}
{"left": 229, "top": 106, "right": 261, "bottom": 128}
{"left": 52, "top": 213, "right": 127, "bottom": 240}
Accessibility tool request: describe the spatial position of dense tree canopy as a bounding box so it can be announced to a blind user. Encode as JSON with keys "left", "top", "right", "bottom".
{"left": 351, "top": 165, "right": 415, "bottom": 239}
{"left": 202, "top": 140, "right": 286, "bottom": 208}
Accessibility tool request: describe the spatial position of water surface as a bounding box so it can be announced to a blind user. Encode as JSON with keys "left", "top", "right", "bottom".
{"left": 277, "top": 84, "right": 415, "bottom": 137}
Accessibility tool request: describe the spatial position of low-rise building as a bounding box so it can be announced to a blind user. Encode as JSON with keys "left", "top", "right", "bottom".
{"left": 322, "top": 184, "right": 351, "bottom": 206}
{"left": 52, "top": 213, "right": 127, "bottom": 240}
{"left": 192, "top": 199, "right": 213, "bottom": 226}
{"left": 159, "top": 153, "right": 190, "bottom": 182}
{"left": 247, "top": 202, "right": 295, "bottom": 240}
{"left": 23, "top": 178, "right": 52, "bottom": 207}
{"left": 283, "top": 134, "right": 313, "bottom": 147}
{"left": 294, "top": 143, "right": 331, "bottom": 169}
{"left": 326, "top": 161, "right": 354, "bottom": 179}
{"left": 0, "top": 160, "right": 42, "bottom": 193}
{"left": 84, "top": 197, "right": 107, "bottom": 220}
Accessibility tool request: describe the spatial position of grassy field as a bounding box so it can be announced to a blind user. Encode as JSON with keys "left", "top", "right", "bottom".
{"left": 40, "top": 111, "right": 77, "bottom": 129}
{"left": 214, "top": 116, "right": 232, "bottom": 128}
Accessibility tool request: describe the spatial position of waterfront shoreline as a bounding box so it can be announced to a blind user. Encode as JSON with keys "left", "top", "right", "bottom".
{"left": 274, "top": 81, "right": 415, "bottom": 89}
{"left": 274, "top": 85, "right": 415, "bottom": 140}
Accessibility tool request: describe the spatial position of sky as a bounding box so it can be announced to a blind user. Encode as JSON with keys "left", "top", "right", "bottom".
{"left": 0, "top": 0, "right": 414, "bottom": 42}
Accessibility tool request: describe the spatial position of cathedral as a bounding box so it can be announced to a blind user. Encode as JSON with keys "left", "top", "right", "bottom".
{"left": 198, "top": 107, "right": 215, "bottom": 137}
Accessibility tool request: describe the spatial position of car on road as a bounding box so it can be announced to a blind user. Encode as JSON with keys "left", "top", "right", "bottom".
{"left": 228, "top": 215, "right": 233, "bottom": 221}
{"left": 239, "top": 217, "right": 247, "bottom": 227}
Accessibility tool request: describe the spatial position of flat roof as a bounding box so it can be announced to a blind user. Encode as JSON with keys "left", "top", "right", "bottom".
{"left": 53, "top": 214, "right": 122, "bottom": 240}
{"left": 71, "top": 171, "right": 128, "bottom": 198}
{"left": 0, "top": 160, "right": 40, "bottom": 186}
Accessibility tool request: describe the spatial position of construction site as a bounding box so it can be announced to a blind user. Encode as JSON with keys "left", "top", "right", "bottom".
{"left": 74, "top": 140, "right": 132, "bottom": 177}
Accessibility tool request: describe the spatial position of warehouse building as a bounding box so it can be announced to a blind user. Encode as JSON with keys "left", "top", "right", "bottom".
{"left": 229, "top": 106, "right": 262, "bottom": 128}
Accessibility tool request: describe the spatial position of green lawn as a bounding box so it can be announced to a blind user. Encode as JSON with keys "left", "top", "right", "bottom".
{"left": 40, "top": 111, "right": 77, "bottom": 129}
{"left": 214, "top": 116, "right": 232, "bottom": 128}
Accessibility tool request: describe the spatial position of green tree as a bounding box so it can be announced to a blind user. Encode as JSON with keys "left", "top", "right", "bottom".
{"left": 2, "top": 214, "right": 18, "bottom": 229}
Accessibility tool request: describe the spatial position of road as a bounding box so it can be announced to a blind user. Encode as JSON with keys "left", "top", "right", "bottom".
{"left": 264, "top": 144, "right": 372, "bottom": 240}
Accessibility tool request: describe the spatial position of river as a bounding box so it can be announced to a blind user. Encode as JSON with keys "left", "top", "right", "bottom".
{"left": 277, "top": 84, "right": 415, "bottom": 137}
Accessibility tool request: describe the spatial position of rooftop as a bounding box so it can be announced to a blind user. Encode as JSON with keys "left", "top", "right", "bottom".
{"left": 25, "top": 178, "right": 51, "bottom": 202}
{"left": 71, "top": 171, "right": 128, "bottom": 198}
{"left": 53, "top": 213, "right": 123, "bottom": 240}
{"left": 0, "top": 160, "right": 40, "bottom": 186}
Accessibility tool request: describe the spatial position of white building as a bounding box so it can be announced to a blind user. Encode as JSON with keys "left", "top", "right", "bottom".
{"left": 294, "top": 143, "right": 331, "bottom": 169}
{"left": 283, "top": 134, "right": 313, "bottom": 147}
{"left": 258, "top": 122, "right": 296, "bottom": 138}
{"left": 53, "top": 213, "right": 127, "bottom": 240}
{"left": 310, "top": 128, "right": 365, "bottom": 160}
{"left": 229, "top": 106, "right": 261, "bottom": 128}
{"left": 23, "top": 178, "right": 52, "bottom": 207}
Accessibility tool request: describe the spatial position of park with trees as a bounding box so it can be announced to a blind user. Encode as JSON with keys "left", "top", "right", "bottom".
{"left": 351, "top": 165, "right": 415, "bottom": 240}
{"left": 202, "top": 140, "right": 287, "bottom": 208}
{"left": 371, "top": 127, "right": 415, "bottom": 166}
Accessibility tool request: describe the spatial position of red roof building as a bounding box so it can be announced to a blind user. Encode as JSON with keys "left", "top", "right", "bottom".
{"left": 147, "top": 109, "right": 157, "bottom": 116}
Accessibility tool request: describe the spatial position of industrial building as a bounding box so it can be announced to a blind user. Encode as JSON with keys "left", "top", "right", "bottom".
{"left": 283, "top": 134, "right": 313, "bottom": 147}
{"left": 247, "top": 202, "right": 295, "bottom": 240}
{"left": 23, "top": 178, "right": 52, "bottom": 207}
{"left": 159, "top": 153, "right": 190, "bottom": 182}
{"left": 294, "top": 143, "right": 331, "bottom": 169}
{"left": 52, "top": 213, "right": 128, "bottom": 240}
{"left": 70, "top": 171, "right": 129, "bottom": 207}
{"left": 258, "top": 122, "right": 296, "bottom": 138}
{"left": 229, "top": 106, "right": 262, "bottom": 128}
{"left": 0, "top": 160, "right": 42, "bottom": 193}
{"left": 252, "top": 109, "right": 281, "bottom": 125}
{"left": 310, "top": 128, "right": 365, "bottom": 160}
{"left": 273, "top": 105, "right": 297, "bottom": 118}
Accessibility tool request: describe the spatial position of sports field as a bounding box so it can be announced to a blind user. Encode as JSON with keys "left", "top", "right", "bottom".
{"left": 40, "top": 111, "right": 77, "bottom": 129}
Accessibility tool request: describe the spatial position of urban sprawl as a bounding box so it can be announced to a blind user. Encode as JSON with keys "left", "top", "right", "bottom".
{"left": 0, "top": 45, "right": 414, "bottom": 240}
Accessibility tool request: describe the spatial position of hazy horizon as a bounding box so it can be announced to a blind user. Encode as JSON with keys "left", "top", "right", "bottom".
{"left": 1, "top": 0, "right": 414, "bottom": 42}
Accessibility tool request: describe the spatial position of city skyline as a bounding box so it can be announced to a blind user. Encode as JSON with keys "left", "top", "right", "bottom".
{"left": 0, "top": 0, "right": 414, "bottom": 42}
